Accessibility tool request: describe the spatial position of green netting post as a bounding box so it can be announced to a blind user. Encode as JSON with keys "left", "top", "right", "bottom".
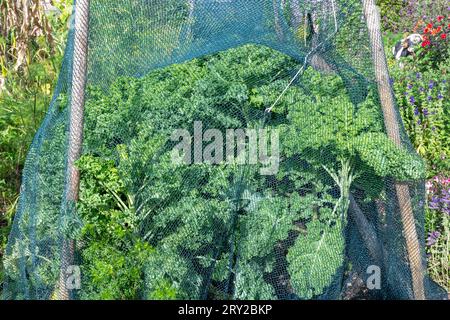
{"left": 362, "top": 0, "right": 425, "bottom": 300}
{"left": 58, "top": 0, "right": 90, "bottom": 300}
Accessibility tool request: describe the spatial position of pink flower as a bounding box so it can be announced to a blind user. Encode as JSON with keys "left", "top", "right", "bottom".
{"left": 426, "top": 181, "right": 433, "bottom": 194}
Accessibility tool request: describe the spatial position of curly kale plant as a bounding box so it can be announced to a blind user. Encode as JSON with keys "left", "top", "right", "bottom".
{"left": 4, "top": 44, "right": 425, "bottom": 300}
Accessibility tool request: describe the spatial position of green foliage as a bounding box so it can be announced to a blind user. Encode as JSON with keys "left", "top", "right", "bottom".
{"left": 233, "top": 262, "right": 276, "bottom": 300}
{"left": 353, "top": 132, "right": 425, "bottom": 180}
{"left": 77, "top": 45, "right": 358, "bottom": 299}
{"left": 287, "top": 219, "right": 345, "bottom": 299}
{"left": 0, "top": 0, "right": 447, "bottom": 300}
{"left": 147, "top": 278, "right": 178, "bottom": 300}
{"left": 281, "top": 68, "right": 425, "bottom": 181}
{"left": 382, "top": 4, "right": 449, "bottom": 293}
{"left": 0, "top": 194, "right": 15, "bottom": 291}
{"left": 75, "top": 155, "right": 157, "bottom": 300}
{"left": 77, "top": 155, "right": 137, "bottom": 242}
{"left": 424, "top": 177, "right": 450, "bottom": 291}
{"left": 415, "top": 15, "right": 450, "bottom": 71}
{"left": 88, "top": 0, "right": 190, "bottom": 86}
{"left": 80, "top": 240, "right": 155, "bottom": 300}
{"left": 388, "top": 39, "right": 450, "bottom": 177}
{"left": 377, "top": 0, "right": 449, "bottom": 34}
{"left": 4, "top": 43, "right": 430, "bottom": 299}
{"left": 376, "top": 0, "right": 407, "bottom": 32}
{"left": 0, "top": 1, "right": 72, "bottom": 295}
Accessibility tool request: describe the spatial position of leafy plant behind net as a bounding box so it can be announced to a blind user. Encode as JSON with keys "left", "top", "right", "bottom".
{"left": 2, "top": 0, "right": 447, "bottom": 300}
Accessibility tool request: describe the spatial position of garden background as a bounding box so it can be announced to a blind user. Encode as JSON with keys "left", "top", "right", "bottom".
{"left": 0, "top": 0, "right": 449, "bottom": 296}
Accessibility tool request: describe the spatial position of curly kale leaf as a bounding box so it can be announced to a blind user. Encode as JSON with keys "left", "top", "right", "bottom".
{"left": 353, "top": 132, "right": 426, "bottom": 180}
{"left": 287, "top": 219, "right": 345, "bottom": 299}
{"left": 234, "top": 262, "right": 276, "bottom": 300}
{"left": 282, "top": 84, "right": 425, "bottom": 181}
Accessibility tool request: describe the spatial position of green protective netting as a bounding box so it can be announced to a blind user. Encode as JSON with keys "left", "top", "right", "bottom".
{"left": 2, "top": 0, "right": 448, "bottom": 300}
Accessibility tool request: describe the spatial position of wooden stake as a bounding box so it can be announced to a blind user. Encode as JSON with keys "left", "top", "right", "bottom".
{"left": 349, "top": 194, "right": 383, "bottom": 262}
{"left": 362, "top": 0, "right": 425, "bottom": 300}
{"left": 58, "top": 0, "right": 90, "bottom": 300}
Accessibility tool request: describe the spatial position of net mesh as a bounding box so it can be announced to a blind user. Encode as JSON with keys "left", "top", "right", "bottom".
{"left": 2, "top": 0, "right": 448, "bottom": 300}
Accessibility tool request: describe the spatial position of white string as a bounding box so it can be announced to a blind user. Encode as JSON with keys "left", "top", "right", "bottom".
{"left": 331, "top": 0, "right": 338, "bottom": 32}
{"left": 265, "top": 51, "right": 312, "bottom": 113}
{"left": 265, "top": 26, "right": 339, "bottom": 114}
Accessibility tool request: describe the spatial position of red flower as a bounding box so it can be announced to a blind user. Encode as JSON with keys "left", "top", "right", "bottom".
{"left": 441, "top": 34, "right": 447, "bottom": 40}
{"left": 424, "top": 27, "right": 430, "bottom": 33}
{"left": 422, "top": 40, "right": 431, "bottom": 47}
{"left": 427, "top": 23, "right": 433, "bottom": 29}
{"left": 437, "top": 16, "right": 444, "bottom": 22}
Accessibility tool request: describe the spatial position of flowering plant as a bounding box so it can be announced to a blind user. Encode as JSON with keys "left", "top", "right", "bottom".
{"left": 380, "top": 0, "right": 449, "bottom": 34}
{"left": 416, "top": 15, "right": 450, "bottom": 69}
{"left": 427, "top": 176, "right": 450, "bottom": 216}
{"left": 391, "top": 68, "right": 450, "bottom": 177}
{"left": 425, "top": 176, "right": 449, "bottom": 289}
{"left": 388, "top": 10, "right": 450, "bottom": 177}
{"left": 384, "top": 5, "right": 450, "bottom": 294}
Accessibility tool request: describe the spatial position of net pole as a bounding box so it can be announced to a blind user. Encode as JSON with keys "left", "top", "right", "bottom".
{"left": 58, "top": 0, "right": 90, "bottom": 300}
{"left": 362, "top": 0, "right": 425, "bottom": 300}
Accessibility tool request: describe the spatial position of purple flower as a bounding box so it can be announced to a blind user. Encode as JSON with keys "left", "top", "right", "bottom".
{"left": 443, "top": 80, "right": 447, "bottom": 84}
{"left": 407, "top": 84, "right": 413, "bottom": 89}
{"left": 416, "top": 73, "right": 421, "bottom": 79}
{"left": 429, "top": 196, "right": 440, "bottom": 210}
{"left": 429, "top": 81, "right": 434, "bottom": 89}
{"left": 414, "top": 107, "right": 419, "bottom": 116}
{"left": 423, "top": 108, "right": 429, "bottom": 116}
{"left": 426, "top": 231, "right": 441, "bottom": 247}
{"left": 417, "top": 119, "right": 421, "bottom": 125}
{"left": 419, "top": 87, "right": 425, "bottom": 92}
{"left": 438, "top": 93, "right": 443, "bottom": 100}
{"left": 410, "top": 96, "right": 416, "bottom": 104}
{"left": 428, "top": 96, "right": 433, "bottom": 101}
{"left": 441, "top": 197, "right": 450, "bottom": 204}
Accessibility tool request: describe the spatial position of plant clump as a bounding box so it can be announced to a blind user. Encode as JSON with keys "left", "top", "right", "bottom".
{"left": 4, "top": 44, "right": 425, "bottom": 300}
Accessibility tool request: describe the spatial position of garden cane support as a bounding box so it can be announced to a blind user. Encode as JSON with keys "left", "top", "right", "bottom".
{"left": 362, "top": 0, "right": 425, "bottom": 300}
{"left": 58, "top": 0, "right": 90, "bottom": 300}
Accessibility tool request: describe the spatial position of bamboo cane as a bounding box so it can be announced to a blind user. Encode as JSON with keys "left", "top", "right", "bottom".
{"left": 58, "top": 0, "right": 90, "bottom": 300}
{"left": 362, "top": 0, "right": 425, "bottom": 300}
